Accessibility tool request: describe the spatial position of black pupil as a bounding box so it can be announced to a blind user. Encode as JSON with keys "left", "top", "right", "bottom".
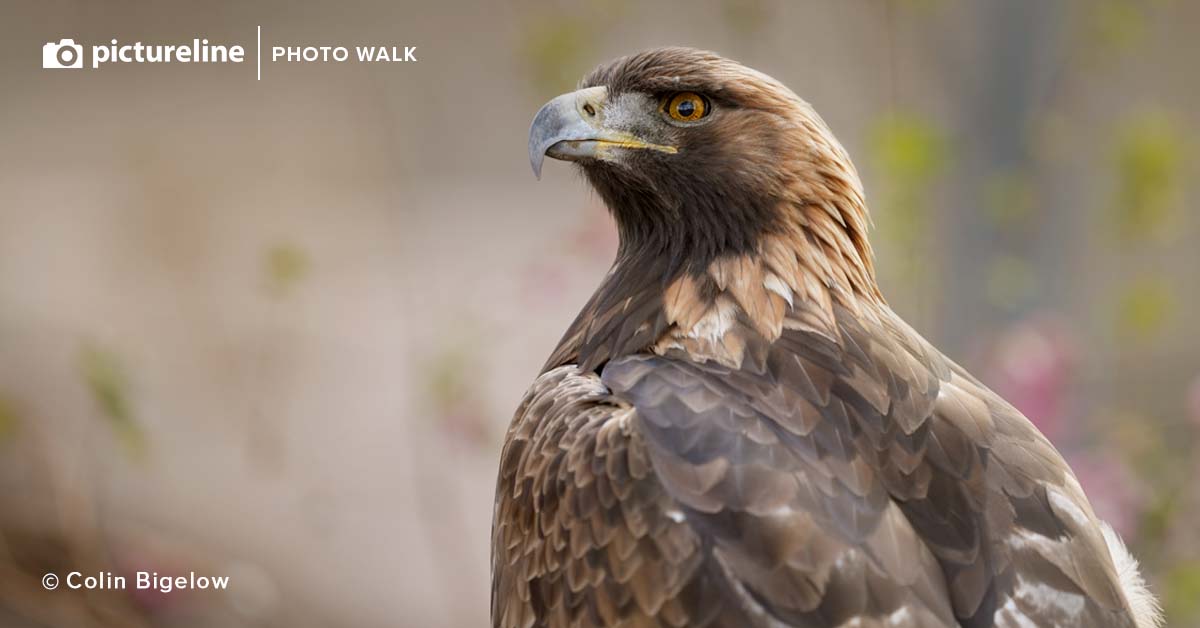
{"left": 676, "top": 99, "right": 696, "bottom": 118}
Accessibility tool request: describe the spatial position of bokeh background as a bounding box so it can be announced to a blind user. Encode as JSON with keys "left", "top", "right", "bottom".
{"left": 1, "top": 0, "right": 1197, "bottom": 626}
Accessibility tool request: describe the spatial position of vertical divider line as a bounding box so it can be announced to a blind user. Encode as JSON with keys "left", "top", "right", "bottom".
{"left": 257, "top": 25, "right": 261, "bottom": 81}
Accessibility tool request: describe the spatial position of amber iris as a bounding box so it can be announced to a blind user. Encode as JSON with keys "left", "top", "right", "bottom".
{"left": 664, "top": 92, "right": 708, "bottom": 122}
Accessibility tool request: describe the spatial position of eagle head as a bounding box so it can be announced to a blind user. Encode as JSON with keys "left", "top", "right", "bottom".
{"left": 529, "top": 47, "right": 875, "bottom": 288}
{"left": 532, "top": 47, "right": 884, "bottom": 372}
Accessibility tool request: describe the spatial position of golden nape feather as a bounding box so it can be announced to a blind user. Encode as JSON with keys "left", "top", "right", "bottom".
{"left": 495, "top": 47, "right": 1162, "bottom": 628}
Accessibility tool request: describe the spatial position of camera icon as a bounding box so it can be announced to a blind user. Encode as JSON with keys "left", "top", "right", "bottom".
{"left": 43, "top": 39, "right": 83, "bottom": 69}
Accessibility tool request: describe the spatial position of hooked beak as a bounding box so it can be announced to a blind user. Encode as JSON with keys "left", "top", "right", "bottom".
{"left": 528, "top": 86, "right": 677, "bottom": 179}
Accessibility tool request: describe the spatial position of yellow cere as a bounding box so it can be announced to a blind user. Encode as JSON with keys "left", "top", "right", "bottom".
{"left": 665, "top": 92, "right": 707, "bottom": 122}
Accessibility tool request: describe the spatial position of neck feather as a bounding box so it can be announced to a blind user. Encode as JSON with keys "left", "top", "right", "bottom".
{"left": 547, "top": 115, "right": 883, "bottom": 371}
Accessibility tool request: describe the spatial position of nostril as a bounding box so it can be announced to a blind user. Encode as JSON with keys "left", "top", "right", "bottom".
{"left": 583, "top": 103, "right": 596, "bottom": 117}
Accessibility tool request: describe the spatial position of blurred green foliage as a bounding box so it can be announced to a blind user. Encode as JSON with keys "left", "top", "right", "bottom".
{"left": 1086, "top": 0, "right": 1147, "bottom": 55}
{"left": 424, "top": 339, "right": 494, "bottom": 448}
{"left": 264, "top": 243, "right": 311, "bottom": 298}
{"left": 893, "top": 0, "right": 946, "bottom": 11}
{"left": 985, "top": 255, "right": 1037, "bottom": 309}
{"left": 1139, "top": 490, "right": 1179, "bottom": 550}
{"left": 0, "top": 396, "right": 18, "bottom": 445}
{"left": 517, "top": 1, "right": 632, "bottom": 96}
{"left": 868, "top": 112, "right": 947, "bottom": 290}
{"left": 1166, "top": 561, "right": 1200, "bottom": 622}
{"left": 519, "top": 16, "right": 597, "bottom": 95}
{"left": 1112, "top": 112, "right": 1186, "bottom": 242}
{"left": 982, "top": 172, "right": 1038, "bottom": 308}
{"left": 721, "top": 0, "right": 770, "bottom": 38}
{"left": 1116, "top": 278, "right": 1174, "bottom": 341}
{"left": 984, "top": 171, "right": 1035, "bottom": 230}
{"left": 79, "top": 344, "right": 146, "bottom": 462}
{"left": 426, "top": 345, "right": 473, "bottom": 411}
{"left": 871, "top": 113, "right": 947, "bottom": 193}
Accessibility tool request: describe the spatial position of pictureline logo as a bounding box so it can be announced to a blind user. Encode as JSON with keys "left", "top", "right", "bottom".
{"left": 42, "top": 39, "right": 83, "bottom": 68}
{"left": 42, "top": 27, "right": 417, "bottom": 79}
{"left": 43, "top": 38, "right": 246, "bottom": 69}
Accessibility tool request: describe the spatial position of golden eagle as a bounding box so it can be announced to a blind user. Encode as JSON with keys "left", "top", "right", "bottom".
{"left": 492, "top": 47, "right": 1161, "bottom": 628}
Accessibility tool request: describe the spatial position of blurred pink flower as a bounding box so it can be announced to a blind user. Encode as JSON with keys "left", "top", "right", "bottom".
{"left": 1068, "top": 451, "right": 1146, "bottom": 539}
{"left": 987, "top": 315, "right": 1076, "bottom": 440}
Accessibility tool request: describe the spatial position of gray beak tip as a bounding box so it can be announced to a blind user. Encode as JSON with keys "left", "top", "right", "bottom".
{"left": 529, "top": 101, "right": 560, "bottom": 180}
{"left": 530, "top": 153, "right": 544, "bottom": 180}
{"left": 529, "top": 88, "right": 596, "bottom": 182}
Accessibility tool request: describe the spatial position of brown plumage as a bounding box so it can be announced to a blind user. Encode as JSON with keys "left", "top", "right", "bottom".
{"left": 495, "top": 48, "right": 1161, "bottom": 628}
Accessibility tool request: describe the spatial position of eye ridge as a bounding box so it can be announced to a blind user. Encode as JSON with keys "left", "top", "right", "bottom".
{"left": 663, "top": 92, "right": 710, "bottom": 123}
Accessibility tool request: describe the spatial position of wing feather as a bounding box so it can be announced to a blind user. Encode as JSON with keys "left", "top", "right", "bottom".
{"left": 494, "top": 298, "right": 1143, "bottom": 628}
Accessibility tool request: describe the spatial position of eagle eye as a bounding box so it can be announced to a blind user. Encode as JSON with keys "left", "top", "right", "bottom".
{"left": 662, "top": 92, "right": 709, "bottom": 123}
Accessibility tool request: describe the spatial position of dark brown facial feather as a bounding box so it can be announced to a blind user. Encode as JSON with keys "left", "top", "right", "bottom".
{"left": 579, "top": 48, "right": 805, "bottom": 268}
{"left": 582, "top": 47, "right": 797, "bottom": 113}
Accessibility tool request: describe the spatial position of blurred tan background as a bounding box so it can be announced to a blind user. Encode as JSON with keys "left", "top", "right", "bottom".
{"left": 1, "top": 1, "right": 1198, "bottom": 626}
